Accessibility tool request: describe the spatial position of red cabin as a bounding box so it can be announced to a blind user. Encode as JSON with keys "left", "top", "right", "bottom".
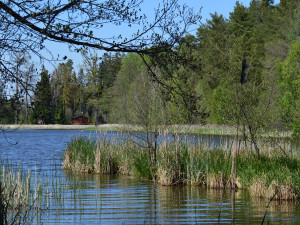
{"left": 72, "top": 115, "right": 89, "bottom": 125}
{"left": 37, "top": 118, "right": 45, "bottom": 124}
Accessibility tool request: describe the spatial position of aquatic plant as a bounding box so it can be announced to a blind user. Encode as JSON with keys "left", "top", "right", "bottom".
{"left": 63, "top": 135, "right": 300, "bottom": 200}
{"left": 0, "top": 166, "right": 42, "bottom": 224}
{"left": 63, "top": 136, "right": 96, "bottom": 173}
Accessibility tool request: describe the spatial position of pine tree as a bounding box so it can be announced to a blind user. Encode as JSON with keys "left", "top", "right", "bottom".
{"left": 32, "top": 67, "right": 52, "bottom": 124}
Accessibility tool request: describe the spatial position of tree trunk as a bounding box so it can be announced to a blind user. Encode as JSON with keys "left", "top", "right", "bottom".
{"left": 25, "top": 91, "right": 29, "bottom": 124}
{"left": 95, "top": 105, "right": 99, "bottom": 125}
{"left": 248, "top": 125, "right": 260, "bottom": 158}
{"left": 15, "top": 75, "right": 19, "bottom": 125}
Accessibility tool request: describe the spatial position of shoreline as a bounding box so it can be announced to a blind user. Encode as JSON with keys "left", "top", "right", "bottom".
{"left": 0, "top": 123, "right": 236, "bottom": 133}
{"left": 0, "top": 124, "right": 121, "bottom": 130}
{"left": 0, "top": 124, "right": 292, "bottom": 138}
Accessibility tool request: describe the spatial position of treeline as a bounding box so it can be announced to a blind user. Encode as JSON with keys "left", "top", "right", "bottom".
{"left": 0, "top": 0, "right": 299, "bottom": 134}
{"left": 0, "top": 52, "right": 123, "bottom": 125}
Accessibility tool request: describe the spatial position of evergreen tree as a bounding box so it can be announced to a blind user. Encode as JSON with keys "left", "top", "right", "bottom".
{"left": 98, "top": 52, "right": 122, "bottom": 122}
{"left": 53, "top": 101, "right": 65, "bottom": 124}
{"left": 32, "top": 68, "right": 52, "bottom": 124}
{"left": 0, "top": 82, "right": 14, "bottom": 123}
{"left": 196, "top": 13, "right": 230, "bottom": 122}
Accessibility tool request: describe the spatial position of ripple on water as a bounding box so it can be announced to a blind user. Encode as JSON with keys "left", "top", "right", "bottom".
{"left": 1, "top": 129, "right": 299, "bottom": 224}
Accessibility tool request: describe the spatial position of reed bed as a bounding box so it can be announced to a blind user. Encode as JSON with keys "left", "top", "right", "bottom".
{"left": 0, "top": 165, "right": 43, "bottom": 224}
{"left": 63, "top": 135, "right": 300, "bottom": 200}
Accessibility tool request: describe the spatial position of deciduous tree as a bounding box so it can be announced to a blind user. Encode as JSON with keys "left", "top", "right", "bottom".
{"left": 276, "top": 40, "right": 300, "bottom": 136}
{"left": 0, "top": 0, "right": 200, "bottom": 87}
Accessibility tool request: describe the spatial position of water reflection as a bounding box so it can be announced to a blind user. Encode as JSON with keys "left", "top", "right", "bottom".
{"left": 40, "top": 174, "right": 300, "bottom": 224}
{"left": 0, "top": 129, "right": 299, "bottom": 224}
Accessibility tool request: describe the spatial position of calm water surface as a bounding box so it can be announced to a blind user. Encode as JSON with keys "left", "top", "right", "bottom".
{"left": 0, "top": 129, "right": 299, "bottom": 224}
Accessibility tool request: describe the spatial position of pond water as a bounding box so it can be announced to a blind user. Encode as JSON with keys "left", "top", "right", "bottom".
{"left": 0, "top": 129, "right": 299, "bottom": 224}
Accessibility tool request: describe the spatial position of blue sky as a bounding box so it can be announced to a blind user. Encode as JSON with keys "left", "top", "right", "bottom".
{"left": 41, "top": 0, "right": 280, "bottom": 72}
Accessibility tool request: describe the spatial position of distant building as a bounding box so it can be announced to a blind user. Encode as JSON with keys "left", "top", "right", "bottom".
{"left": 37, "top": 118, "right": 45, "bottom": 124}
{"left": 72, "top": 115, "right": 89, "bottom": 125}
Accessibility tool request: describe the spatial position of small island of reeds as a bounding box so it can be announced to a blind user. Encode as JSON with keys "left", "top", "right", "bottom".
{"left": 63, "top": 134, "right": 300, "bottom": 201}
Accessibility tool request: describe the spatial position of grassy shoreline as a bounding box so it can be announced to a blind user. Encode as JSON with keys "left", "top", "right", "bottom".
{"left": 0, "top": 124, "right": 293, "bottom": 138}
{"left": 62, "top": 136, "right": 300, "bottom": 200}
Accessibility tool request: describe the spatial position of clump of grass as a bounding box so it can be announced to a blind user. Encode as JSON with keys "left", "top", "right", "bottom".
{"left": 132, "top": 150, "right": 152, "bottom": 180}
{"left": 63, "top": 135, "right": 300, "bottom": 200}
{"left": 94, "top": 139, "right": 120, "bottom": 174}
{"left": 63, "top": 136, "right": 142, "bottom": 175}
{"left": 238, "top": 152, "right": 300, "bottom": 200}
{"left": 63, "top": 136, "right": 96, "bottom": 173}
{"left": 157, "top": 144, "right": 185, "bottom": 185}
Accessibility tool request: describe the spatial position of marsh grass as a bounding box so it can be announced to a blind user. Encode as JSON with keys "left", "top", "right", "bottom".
{"left": 63, "top": 134, "right": 300, "bottom": 200}
{"left": 63, "top": 136, "right": 96, "bottom": 173}
{"left": 0, "top": 165, "right": 43, "bottom": 224}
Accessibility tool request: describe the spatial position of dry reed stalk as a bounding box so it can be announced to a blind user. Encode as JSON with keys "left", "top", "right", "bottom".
{"left": 207, "top": 173, "right": 226, "bottom": 189}
{"left": 74, "top": 160, "right": 83, "bottom": 173}
{"left": 118, "top": 162, "right": 131, "bottom": 175}
{"left": 188, "top": 171, "right": 205, "bottom": 186}
{"left": 266, "top": 181, "right": 298, "bottom": 200}
{"left": 62, "top": 152, "right": 72, "bottom": 170}
{"left": 249, "top": 178, "right": 298, "bottom": 200}
{"left": 226, "top": 175, "right": 241, "bottom": 189}
{"left": 63, "top": 135, "right": 300, "bottom": 200}
{"left": 80, "top": 164, "right": 93, "bottom": 174}
{"left": 157, "top": 168, "right": 173, "bottom": 185}
{"left": 94, "top": 149, "right": 101, "bottom": 173}
{"left": 0, "top": 166, "right": 42, "bottom": 224}
{"left": 117, "top": 151, "right": 131, "bottom": 175}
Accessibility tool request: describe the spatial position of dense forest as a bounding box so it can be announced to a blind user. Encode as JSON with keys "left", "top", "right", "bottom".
{"left": 0, "top": 0, "right": 299, "bottom": 135}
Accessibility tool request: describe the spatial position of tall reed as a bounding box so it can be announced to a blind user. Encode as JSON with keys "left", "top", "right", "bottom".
{"left": 63, "top": 134, "right": 300, "bottom": 200}
{"left": 0, "top": 165, "right": 42, "bottom": 224}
